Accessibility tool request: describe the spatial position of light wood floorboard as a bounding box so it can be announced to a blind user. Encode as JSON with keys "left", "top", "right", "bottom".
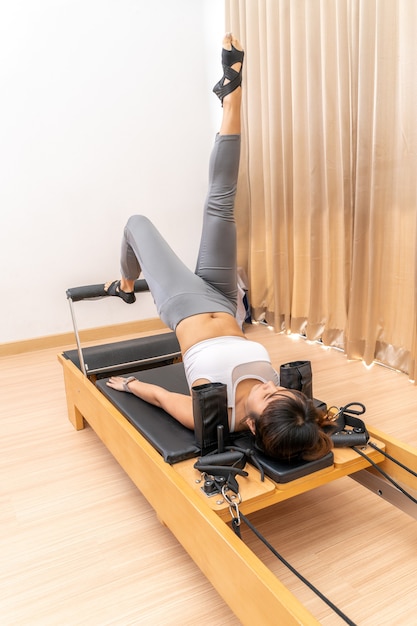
{"left": 1, "top": 326, "right": 416, "bottom": 625}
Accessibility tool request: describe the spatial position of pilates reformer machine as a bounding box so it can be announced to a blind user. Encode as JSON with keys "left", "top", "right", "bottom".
{"left": 59, "top": 281, "right": 417, "bottom": 626}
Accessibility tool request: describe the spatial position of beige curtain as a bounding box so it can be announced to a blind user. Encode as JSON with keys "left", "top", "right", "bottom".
{"left": 226, "top": 0, "right": 417, "bottom": 378}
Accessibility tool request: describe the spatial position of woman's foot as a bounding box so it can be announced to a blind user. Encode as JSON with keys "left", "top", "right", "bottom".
{"left": 104, "top": 279, "right": 136, "bottom": 304}
{"left": 213, "top": 33, "right": 244, "bottom": 105}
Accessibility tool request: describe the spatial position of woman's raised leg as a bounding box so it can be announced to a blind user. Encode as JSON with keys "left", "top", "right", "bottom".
{"left": 194, "top": 34, "right": 244, "bottom": 308}
{"left": 105, "top": 34, "right": 244, "bottom": 321}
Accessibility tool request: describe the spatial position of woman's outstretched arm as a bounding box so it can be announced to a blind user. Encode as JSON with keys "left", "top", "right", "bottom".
{"left": 106, "top": 376, "right": 194, "bottom": 429}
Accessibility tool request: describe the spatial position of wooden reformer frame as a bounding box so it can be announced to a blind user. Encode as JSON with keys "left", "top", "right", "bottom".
{"left": 59, "top": 287, "right": 417, "bottom": 625}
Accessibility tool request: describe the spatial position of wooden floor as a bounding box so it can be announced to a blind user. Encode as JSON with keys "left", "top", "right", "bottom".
{"left": 1, "top": 324, "right": 416, "bottom": 625}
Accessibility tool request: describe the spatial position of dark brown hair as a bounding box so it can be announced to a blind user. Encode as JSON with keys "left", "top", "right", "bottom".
{"left": 251, "top": 390, "right": 333, "bottom": 461}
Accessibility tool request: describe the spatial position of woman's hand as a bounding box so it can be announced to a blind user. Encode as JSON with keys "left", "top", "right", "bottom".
{"left": 106, "top": 376, "right": 133, "bottom": 392}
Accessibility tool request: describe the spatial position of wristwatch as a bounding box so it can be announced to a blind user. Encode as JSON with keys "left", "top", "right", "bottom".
{"left": 123, "top": 376, "right": 136, "bottom": 392}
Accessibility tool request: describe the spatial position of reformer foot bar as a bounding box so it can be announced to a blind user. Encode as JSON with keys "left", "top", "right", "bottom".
{"left": 66, "top": 280, "right": 176, "bottom": 376}
{"left": 59, "top": 284, "right": 417, "bottom": 626}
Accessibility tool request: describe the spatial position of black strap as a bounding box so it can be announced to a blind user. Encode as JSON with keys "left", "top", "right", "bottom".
{"left": 231, "top": 518, "right": 241, "bottom": 538}
{"left": 327, "top": 402, "right": 370, "bottom": 448}
{"left": 225, "top": 444, "right": 265, "bottom": 481}
{"left": 193, "top": 465, "right": 248, "bottom": 480}
{"left": 223, "top": 468, "right": 357, "bottom": 624}
{"left": 352, "top": 446, "right": 417, "bottom": 504}
{"left": 368, "top": 442, "right": 417, "bottom": 478}
{"left": 239, "top": 512, "right": 357, "bottom": 626}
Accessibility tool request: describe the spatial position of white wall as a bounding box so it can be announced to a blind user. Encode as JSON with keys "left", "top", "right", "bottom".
{"left": 0, "top": 0, "right": 225, "bottom": 343}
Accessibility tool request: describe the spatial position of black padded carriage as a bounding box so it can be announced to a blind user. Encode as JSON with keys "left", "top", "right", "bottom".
{"left": 96, "top": 363, "right": 199, "bottom": 463}
{"left": 63, "top": 284, "right": 333, "bottom": 482}
{"left": 94, "top": 361, "right": 333, "bottom": 480}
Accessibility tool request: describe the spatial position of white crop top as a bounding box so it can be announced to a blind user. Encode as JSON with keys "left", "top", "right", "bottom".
{"left": 183, "top": 336, "right": 279, "bottom": 432}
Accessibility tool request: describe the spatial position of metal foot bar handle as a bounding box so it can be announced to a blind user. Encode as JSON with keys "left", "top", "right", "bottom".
{"left": 66, "top": 279, "right": 149, "bottom": 302}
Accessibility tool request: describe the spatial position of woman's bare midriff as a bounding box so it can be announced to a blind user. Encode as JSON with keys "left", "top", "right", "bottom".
{"left": 176, "top": 312, "right": 266, "bottom": 431}
{"left": 175, "top": 312, "right": 246, "bottom": 354}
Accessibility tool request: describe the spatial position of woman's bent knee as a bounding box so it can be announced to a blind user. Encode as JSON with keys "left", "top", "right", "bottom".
{"left": 126, "top": 214, "right": 151, "bottom": 230}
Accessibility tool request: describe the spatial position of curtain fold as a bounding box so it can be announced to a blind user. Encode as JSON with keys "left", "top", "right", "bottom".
{"left": 226, "top": 0, "right": 417, "bottom": 377}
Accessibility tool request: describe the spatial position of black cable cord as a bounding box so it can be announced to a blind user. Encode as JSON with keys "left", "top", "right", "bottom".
{"left": 352, "top": 446, "right": 417, "bottom": 504}
{"left": 239, "top": 512, "right": 357, "bottom": 626}
{"left": 227, "top": 414, "right": 415, "bottom": 624}
{"left": 367, "top": 442, "right": 417, "bottom": 478}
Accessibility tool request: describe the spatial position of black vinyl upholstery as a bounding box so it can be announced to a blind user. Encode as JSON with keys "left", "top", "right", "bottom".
{"left": 63, "top": 332, "right": 180, "bottom": 376}
{"left": 97, "top": 363, "right": 200, "bottom": 463}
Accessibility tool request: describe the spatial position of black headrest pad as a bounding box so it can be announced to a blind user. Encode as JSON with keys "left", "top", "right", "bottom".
{"left": 229, "top": 433, "right": 334, "bottom": 483}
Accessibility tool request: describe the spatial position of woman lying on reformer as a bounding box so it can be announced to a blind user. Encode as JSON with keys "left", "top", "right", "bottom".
{"left": 104, "top": 34, "right": 333, "bottom": 461}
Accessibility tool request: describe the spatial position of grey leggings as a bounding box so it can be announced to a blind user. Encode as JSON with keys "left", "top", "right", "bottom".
{"left": 120, "top": 134, "right": 241, "bottom": 330}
